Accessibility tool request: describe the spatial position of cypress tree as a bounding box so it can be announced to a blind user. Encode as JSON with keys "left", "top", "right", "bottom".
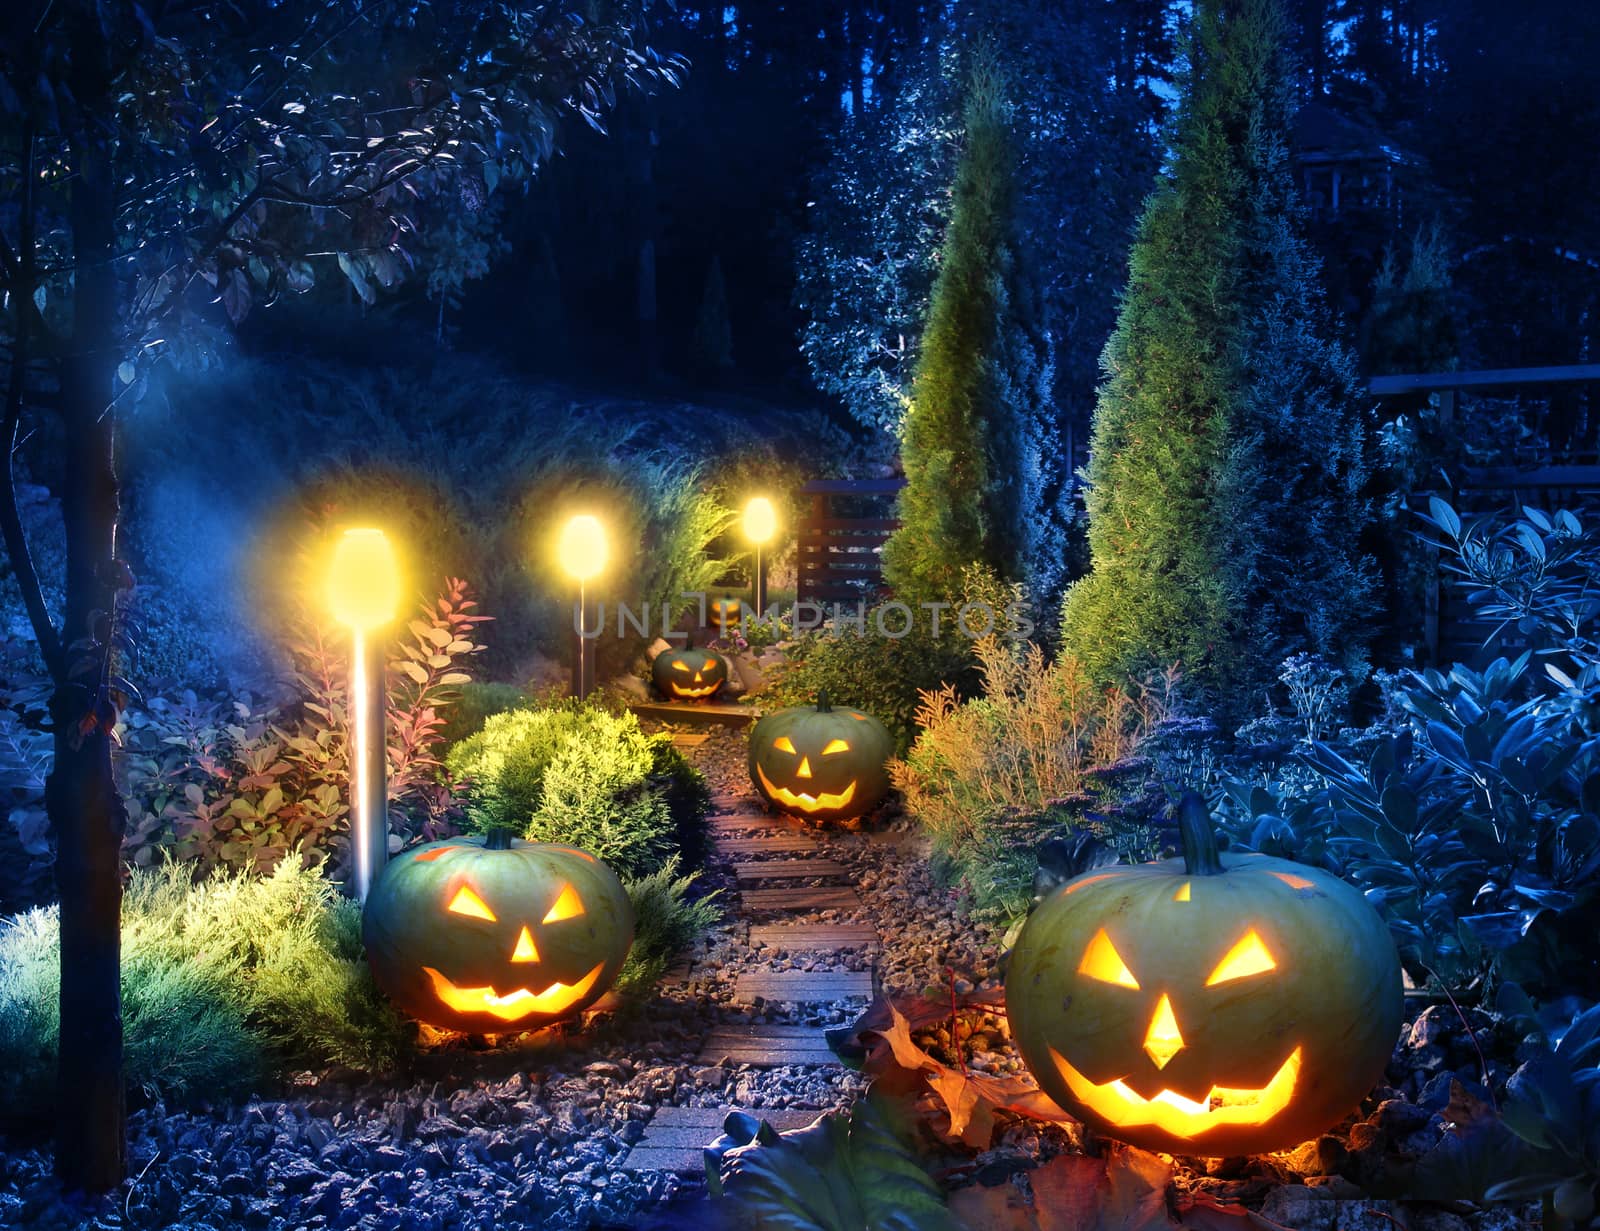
{"left": 1061, "top": 0, "right": 1373, "bottom": 704}
{"left": 882, "top": 52, "right": 1059, "bottom": 604}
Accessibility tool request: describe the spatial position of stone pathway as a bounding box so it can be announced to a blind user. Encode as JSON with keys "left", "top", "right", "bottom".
{"left": 620, "top": 764, "right": 882, "bottom": 1174}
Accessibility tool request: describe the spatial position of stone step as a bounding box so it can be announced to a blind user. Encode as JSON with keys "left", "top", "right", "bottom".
{"left": 733, "top": 858, "right": 848, "bottom": 884}
{"left": 621, "top": 1105, "right": 824, "bottom": 1173}
{"left": 748, "top": 924, "right": 880, "bottom": 952}
{"left": 697, "top": 1023, "right": 840, "bottom": 1067}
{"left": 740, "top": 886, "right": 863, "bottom": 913}
{"left": 733, "top": 970, "right": 875, "bottom": 1004}
{"left": 713, "top": 835, "right": 819, "bottom": 857}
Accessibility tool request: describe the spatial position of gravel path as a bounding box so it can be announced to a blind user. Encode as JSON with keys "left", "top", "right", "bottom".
{"left": 0, "top": 721, "right": 1539, "bottom": 1231}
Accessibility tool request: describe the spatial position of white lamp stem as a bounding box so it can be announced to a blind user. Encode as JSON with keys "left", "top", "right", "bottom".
{"left": 350, "top": 629, "right": 389, "bottom": 901}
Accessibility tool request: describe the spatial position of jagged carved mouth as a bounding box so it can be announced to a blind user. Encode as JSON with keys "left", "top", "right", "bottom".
{"left": 668, "top": 682, "right": 721, "bottom": 698}
{"left": 1049, "top": 1045, "right": 1302, "bottom": 1139}
{"left": 422, "top": 963, "right": 604, "bottom": 1022}
{"left": 756, "top": 764, "right": 857, "bottom": 812}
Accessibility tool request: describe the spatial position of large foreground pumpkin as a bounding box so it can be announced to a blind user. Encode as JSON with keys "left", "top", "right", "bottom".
{"left": 748, "top": 695, "right": 893, "bottom": 822}
{"left": 1006, "top": 794, "right": 1401, "bottom": 1156}
{"left": 364, "top": 831, "right": 633, "bottom": 1032}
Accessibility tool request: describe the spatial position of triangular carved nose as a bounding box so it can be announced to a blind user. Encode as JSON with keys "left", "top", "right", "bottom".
{"left": 1144, "top": 994, "right": 1184, "bottom": 1069}
{"left": 511, "top": 926, "right": 539, "bottom": 963}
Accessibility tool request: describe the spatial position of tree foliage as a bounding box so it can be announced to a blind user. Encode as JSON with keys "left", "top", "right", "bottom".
{"left": 1062, "top": 0, "right": 1374, "bottom": 708}
{"left": 880, "top": 53, "right": 1060, "bottom": 603}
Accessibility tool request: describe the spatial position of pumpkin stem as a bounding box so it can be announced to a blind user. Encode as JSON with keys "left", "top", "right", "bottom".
{"left": 1177, "top": 792, "right": 1224, "bottom": 876}
{"left": 483, "top": 826, "right": 515, "bottom": 851}
{"left": 816, "top": 691, "right": 832, "bottom": 713}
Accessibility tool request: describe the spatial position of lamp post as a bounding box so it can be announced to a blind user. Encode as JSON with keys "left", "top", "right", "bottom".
{"left": 326, "top": 527, "right": 401, "bottom": 903}
{"left": 743, "top": 496, "right": 777, "bottom": 618}
{"left": 558, "top": 514, "right": 607, "bottom": 700}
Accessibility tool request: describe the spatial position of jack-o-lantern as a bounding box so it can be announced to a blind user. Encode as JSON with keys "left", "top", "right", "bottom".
{"left": 1006, "top": 794, "right": 1401, "bottom": 1157}
{"left": 363, "top": 831, "right": 633, "bottom": 1032}
{"left": 748, "top": 695, "right": 893, "bottom": 822}
{"left": 652, "top": 640, "right": 730, "bottom": 701}
{"left": 709, "top": 596, "right": 745, "bottom": 630}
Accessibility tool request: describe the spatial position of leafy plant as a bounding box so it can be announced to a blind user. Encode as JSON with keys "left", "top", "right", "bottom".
{"left": 894, "top": 636, "right": 1170, "bottom": 923}
{"left": 0, "top": 857, "right": 404, "bottom": 1123}
{"left": 1217, "top": 500, "right": 1600, "bottom": 1002}
{"left": 616, "top": 857, "right": 721, "bottom": 996}
{"left": 1484, "top": 1002, "right": 1600, "bottom": 1228}
{"left": 445, "top": 702, "right": 708, "bottom": 876}
{"left": 112, "top": 578, "right": 486, "bottom": 875}
{"left": 710, "top": 1092, "right": 958, "bottom": 1231}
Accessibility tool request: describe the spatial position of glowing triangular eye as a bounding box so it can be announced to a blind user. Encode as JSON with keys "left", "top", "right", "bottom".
{"left": 672, "top": 661, "right": 690, "bottom": 672}
{"left": 1206, "top": 929, "right": 1277, "bottom": 985}
{"left": 1079, "top": 928, "right": 1139, "bottom": 988}
{"left": 511, "top": 926, "right": 539, "bottom": 962}
{"left": 542, "top": 883, "right": 585, "bottom": 923}
{"left": 821, "top": 739, "right": 850, "bottom": 754}
{"left": 448, "top": 885, "right": 496, "bottom": 921}
{"left": 773, "top": 736, "right": 796, "bottom": 753}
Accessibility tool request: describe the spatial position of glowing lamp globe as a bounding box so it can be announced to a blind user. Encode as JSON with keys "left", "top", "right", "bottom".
{"left": 743, "top": 496, "right": 777, "bottom": 544}
{"left": 327, "top": 528, "right": 401, "bottom": 631}
{"left": 558, "top": 515, "right": 607, "bottom": 582}
{"left": 1005, "top": 794, "right": 1401, "bottom": 1157}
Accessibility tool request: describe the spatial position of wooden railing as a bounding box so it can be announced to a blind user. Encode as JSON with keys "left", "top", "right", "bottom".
{"left": 796, "top": 478, "right": 905, "bottom": 606}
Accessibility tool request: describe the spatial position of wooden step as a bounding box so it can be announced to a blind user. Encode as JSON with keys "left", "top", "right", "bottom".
{"left": 629, "top": 701, "right": 759, "bottom": 728}
{"left": 740, "top": 886, "right": 863, "bottom": 913}
{"left": 748, "top": 924, "right": 880, "bottom": 952}
{"left": 734, "top": 970, "right": 874, "bottom": 1004}
{"left": 697, "top": 1023, "right": 840, "bottom": 1067}
{"left": 670, "top": 733, "right": 711, "bottom": 749}
{"left": 734, "top": 858, "right": 848, "bottom": 883}
{"left": 621, "top": 1105, "right": 824, "bottom": 1173}
{"left": 713, "top": 835, "right": 818, "bottom": 857}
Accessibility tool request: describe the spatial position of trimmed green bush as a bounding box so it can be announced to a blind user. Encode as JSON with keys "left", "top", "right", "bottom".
{"left": 433, "top": 681, "right": 534, "bottom": 749}
{"left": 445, "top": 703, "right": 709, "bottom": 876}
{"left": 0, "top": 857, "right": 403, "bottom": 1123}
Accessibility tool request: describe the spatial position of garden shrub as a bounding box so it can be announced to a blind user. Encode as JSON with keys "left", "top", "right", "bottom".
{"left": 446, "top": 703, "right": 709, "bottom": 876}
{"left": 616, "top": 857, "right": 722, "bottom": 996}
{"left": 760, "top": 615, "right": 980, "bottom": 754}
{"left": 0, "top": 857, "right": 403, "bottom": 1123}
{"left": 433, "top": 681, "right": 532, "bottom": 748}
{"left": 114, "top": 576, "right": 484, "bottom": 874}
{"left": 1216, "top": 500, "right": 1600, "bottom": 1004}
{"left": 894, "top": 637, "right": 1171, "bottom": 923}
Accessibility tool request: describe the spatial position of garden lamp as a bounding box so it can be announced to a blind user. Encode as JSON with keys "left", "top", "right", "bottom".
{"left": 326, "top": 527, "right": 401, "bottom": 903}
{"left": 744, "top": 495, "right": 777, "bottom": 617}
{"left": 558, "top": 514, "right": 607, "bottom": 700}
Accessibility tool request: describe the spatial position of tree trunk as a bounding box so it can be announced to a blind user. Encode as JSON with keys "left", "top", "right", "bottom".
{"left": 50, "top": 8, "right": 127, "bottom": 1189}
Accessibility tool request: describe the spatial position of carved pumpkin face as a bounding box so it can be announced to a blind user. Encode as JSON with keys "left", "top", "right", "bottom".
{"left": 1006, "top": 796, "right": 1401, "bottom": 1156}
{"left": 748, "top": 697, "right": 894, "bottom": 822}
{"left": 363, "top": 834, "right": 633, "bottom": 1032}
{"left": 652, "top": 643, "right": 730, "bottom": 701}
{"left": 708, "top": 596, "right": 744, "bottom": 630}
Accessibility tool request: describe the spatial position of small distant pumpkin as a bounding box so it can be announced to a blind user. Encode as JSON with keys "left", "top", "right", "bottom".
{"left": 748, "top": 695, "right": 893, "bottom": 822}
{"left": 652, "top": 639, "right": 730, "bottom": 701}
{"left": 1005, "top": 793, "right": 1402, "bottom": 1157}
{"left": 708, "top": 596, "right": 745, "bottom": 630}
{"left": 363, "top": 831, "right": 633, "bottom": 1032}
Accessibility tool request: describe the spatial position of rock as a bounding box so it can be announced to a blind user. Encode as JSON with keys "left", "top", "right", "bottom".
{"left": 1258, "top": 1186, "right": 1336, "bottom": 1231}
{"left": 1331, "top": 1201, "right": 1409, "bottom": 1231}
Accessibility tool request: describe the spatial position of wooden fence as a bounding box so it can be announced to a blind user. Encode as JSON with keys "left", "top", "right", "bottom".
{"left": 1370, "top": 364, "right": 1600, "bottom": 664}
{"left": 796, "top": 478, "right": 905, "bottom": 606}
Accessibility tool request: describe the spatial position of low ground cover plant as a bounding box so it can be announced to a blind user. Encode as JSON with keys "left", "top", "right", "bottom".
{"left": 0, "top": 857, "right": 405, "bottom": 1125}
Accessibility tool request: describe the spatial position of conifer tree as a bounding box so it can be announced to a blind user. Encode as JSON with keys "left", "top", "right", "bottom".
{"left": 1062, "top": 0, "right": 1374, "bottom": 702}
{"left": 882, "top": 53, "right": 1059, "bottom": 603}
